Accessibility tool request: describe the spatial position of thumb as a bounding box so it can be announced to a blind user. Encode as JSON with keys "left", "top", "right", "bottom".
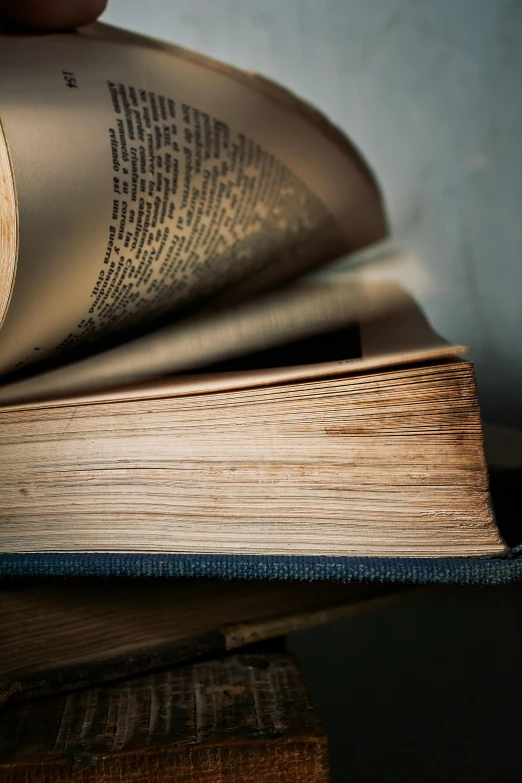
{"left": 0, "top": 0, "right": 107, "bottom": 30}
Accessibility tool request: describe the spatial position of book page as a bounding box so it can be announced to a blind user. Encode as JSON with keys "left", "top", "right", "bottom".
{"left": 0, "top": 23, "right": 385, "bottom": 376}
{"left": 0, "top": 274, "right": 465, "bottom": 409}
{"left": 0, "top": 271, "right": 397, "bottom": 405}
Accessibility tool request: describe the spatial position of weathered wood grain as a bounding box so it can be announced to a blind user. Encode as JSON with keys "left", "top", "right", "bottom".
{"left": 0, "top": 653, "right": 329, "bottom": 782}
{"left": 0, "top": 578, "right": 415, "bottom": 706}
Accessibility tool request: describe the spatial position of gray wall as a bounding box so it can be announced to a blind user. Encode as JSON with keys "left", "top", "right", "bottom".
{"left": 101, "top": 0, "right": 522, "bottom": 428}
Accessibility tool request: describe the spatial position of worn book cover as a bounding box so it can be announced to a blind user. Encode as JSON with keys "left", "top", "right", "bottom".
{"left": 0, "top": 653, "right": 330, "bottom": 783}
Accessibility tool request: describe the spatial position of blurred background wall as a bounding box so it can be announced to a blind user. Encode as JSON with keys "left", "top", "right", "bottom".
{"left": 101, "top": 0, "right": 522, "bottom": 428}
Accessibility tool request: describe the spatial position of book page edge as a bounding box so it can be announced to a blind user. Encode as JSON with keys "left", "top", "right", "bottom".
{"left": 0, "top": 344, "right": 468, "bottom": 412}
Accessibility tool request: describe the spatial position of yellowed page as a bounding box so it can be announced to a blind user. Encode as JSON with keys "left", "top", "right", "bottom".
{"left": 0, "top": 278, "right": 465, "bottom": 410}
{"left": 1, "top": 360, "right": 499, "bottom": 559}
{"left": 0, "top": 121, "right": 17, "bottom": 327}
{"left": 0, "top": 270, "right": 399, "bottom": 405}
{"left": 0, "top": 22, "right": 385, "bottom": 375}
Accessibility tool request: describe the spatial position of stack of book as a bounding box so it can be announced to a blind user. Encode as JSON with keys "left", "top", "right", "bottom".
{"left": 0, "top": 21, "right": 520, "bottom": 780}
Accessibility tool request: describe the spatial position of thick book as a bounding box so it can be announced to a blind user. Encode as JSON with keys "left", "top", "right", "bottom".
{"left": 0, "top": 24, "right": 520, "bottom": 576}
{"left": 0, "top": 653, "right": 329, "bottom": 782}
{"left": 0, "top": 578, "right": 413, "bottom": 706}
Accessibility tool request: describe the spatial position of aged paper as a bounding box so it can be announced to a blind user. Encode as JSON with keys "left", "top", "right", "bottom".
{"left": 0, "top": 277, "right": 464, "bottom": 409}
{"left": 0, "top": 23, "right": 385, "bottom": 374}
{"left": 0, "top": 272, "right": 399, "bottom": 404}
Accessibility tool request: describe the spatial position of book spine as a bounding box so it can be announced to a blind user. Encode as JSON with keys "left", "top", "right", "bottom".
{"left": 0, "top": 654, "right": 329, "bottom": 783}
{"left": 0, "top": 552, "right": 519, "bottom": 584}
{"left": 0, "top": 740, "right": 329, "bottom": 783}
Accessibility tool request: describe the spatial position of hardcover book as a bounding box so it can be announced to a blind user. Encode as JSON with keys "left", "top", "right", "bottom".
{"left": 0, "top": 578, "right": 414, "bottom": 705}
{"left": 0, "top": 24, "right": 520, "bottom": 579}
{"left": 0, "top": 653, "right": 330, "bottom": 782}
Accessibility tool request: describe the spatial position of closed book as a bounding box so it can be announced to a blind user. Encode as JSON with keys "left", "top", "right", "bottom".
{"left": 0, "top": 578, "right": 414, "bottom": 706}
{"left": 0, "top": 653, "right": 329, "bottom": 783}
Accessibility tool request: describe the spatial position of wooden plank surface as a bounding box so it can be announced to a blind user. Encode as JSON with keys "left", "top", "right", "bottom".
{"left": 0, "top": 653, "right": 329, "bottom": 782}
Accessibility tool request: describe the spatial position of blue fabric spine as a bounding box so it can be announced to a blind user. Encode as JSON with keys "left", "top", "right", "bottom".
{"left": 0, "top": 551, "right": 520, "bottom": 584}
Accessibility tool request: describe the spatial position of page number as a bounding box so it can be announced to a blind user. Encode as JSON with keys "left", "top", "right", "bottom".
{"left": 62, "top": 71, "right": 78, "bottom": 89}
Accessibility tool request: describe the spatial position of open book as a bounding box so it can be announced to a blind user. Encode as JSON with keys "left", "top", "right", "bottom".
{"left": 0, "top": 24, "right": 509, "bottom": 561}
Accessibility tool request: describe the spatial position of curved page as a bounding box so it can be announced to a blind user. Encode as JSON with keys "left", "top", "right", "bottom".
{"left": 0, "top": 283, "right": 465, "bottom": 409}
{"left": 0, "top": 23, "right": 385, "bottom": 374}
